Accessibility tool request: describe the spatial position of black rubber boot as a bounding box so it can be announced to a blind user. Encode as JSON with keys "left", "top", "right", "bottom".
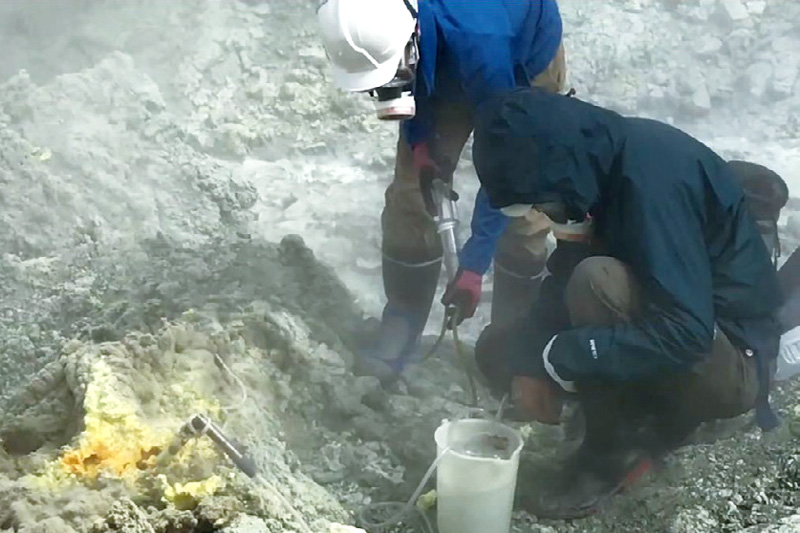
{"left": 520, "top": 382, "right": 657, "bottom": 519}
{"left": 490, "top": 258, "right": 546, "bottom": 330}
{"left": 473, "top": 320, "right": 517, "bottom": 400}
{"left": 521, "top": 439, "right": 654, "bottom": 520}
{"left": 355, "top": 255, "right": 442, "bottom": 383}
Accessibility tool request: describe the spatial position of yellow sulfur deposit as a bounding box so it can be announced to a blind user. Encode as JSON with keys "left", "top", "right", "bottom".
{"left": 58, "top": 359, "right": 171, "bottom": 481}
{"left": 35, "top": 354, "right": 227, "bottom": 508}
{"left": 416, "top": 489, "right": 437, "bottom": 512}
{"left": 161, "top": 474, "right": 225, "bottom": 510}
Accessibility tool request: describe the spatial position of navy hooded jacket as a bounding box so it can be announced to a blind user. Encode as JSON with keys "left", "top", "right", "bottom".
{"left": 472, "top": 88, "right": 782, "bottom": 392}
{"left": 403, "top": 0, "right": 563, "bottom": 275}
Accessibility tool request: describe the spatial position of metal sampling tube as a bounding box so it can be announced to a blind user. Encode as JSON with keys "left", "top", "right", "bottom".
{"left": 187, "top": 414, "right": 258, "bottom": 478}
{"left": 154, "top": 415, "right": 258, "bottom": 478}
{"left": 432, "top": 178, "right": 461, "bottom": 283}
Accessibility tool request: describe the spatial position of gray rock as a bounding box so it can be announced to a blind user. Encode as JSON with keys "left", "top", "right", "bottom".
{"left": 758, "top": 514, "right": 800, "bottom": 532}
{"left": 220, "top": 515, "right": 269, "bottom": 533}
{"left": 90, "top": 499, "right": 154, "bottom": 533}
{"left": 246, "top": 3, "right": 272, "bottom": 17}
{"left": 19, "top": 517, "right": 76, "bottom": 533}
{"left": 669, "top": 506, "right": 719, "bottom": 533}
{"left": 328, "top": 526, "right": 367, "bottom": 533}
{"left": 695, "top": 35, "right": 724, "bottom": 56}
{"left": 772, "top": 36, "right": 800, "bottom": 55}
{"left": 691, "top": 83, "right": 713, "bottom": 114}
{"left": 786, "top": 215, "right": 800, "bottom": 242}
{"left": 747, "top": 61, "right": 774, "bottom": 99}
{"left": 773, "top": 61, "right": 798, "bottom": 98}
{"left": 719, "top": 0, "right": 750, "bottom": 21}
{"left": 746, "top": 0, "right": 767, "bottom": 16}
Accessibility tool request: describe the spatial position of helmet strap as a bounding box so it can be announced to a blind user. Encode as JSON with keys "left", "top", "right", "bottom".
{"left": 402, "top": 0, "right": 418, "bottom": 19}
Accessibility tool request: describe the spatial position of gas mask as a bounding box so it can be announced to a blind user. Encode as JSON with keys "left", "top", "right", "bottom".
{"left": 550, "top": 218, "right": 594, "bottom": 242}
{"left": 500, "top": 201, "right": 571, "bottom": 223}
{"left": 369, "top": 32, "right": 419, "bottom": 120}
{"left": 500, "top": 204, "right": 534, "bottom": 218}
{"left": 501, "top": 202, "right": 593, "bottom": 242}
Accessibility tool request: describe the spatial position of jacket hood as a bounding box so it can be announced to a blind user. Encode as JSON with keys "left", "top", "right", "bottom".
{"left": 472, "top": 88, "right": 626, "bottom": 220}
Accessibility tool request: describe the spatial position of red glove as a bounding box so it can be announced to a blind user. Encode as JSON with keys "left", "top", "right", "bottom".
{"left": 412, "top": 142, "right": 439, "bottom": 175}
{"left": 441, "top": 269, "right": 482, "bottom": 324}
{"left": 512, "top": 375, "right": 563, "bottom": 425}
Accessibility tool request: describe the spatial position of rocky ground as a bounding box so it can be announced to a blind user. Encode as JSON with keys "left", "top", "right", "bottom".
{"left": 0, "top": 0, "right": 799, "bottom": 532}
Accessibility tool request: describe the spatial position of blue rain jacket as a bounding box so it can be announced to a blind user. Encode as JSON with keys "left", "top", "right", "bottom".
{"left": 473, "top": 88, "right": 784, "bottom": 429}
{"left": 401, "top": 0, "right": 563, "bottom": 274}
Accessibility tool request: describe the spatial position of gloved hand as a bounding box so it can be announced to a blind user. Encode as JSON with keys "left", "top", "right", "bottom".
{"left": 512, "top": 375, "right": 563, "bottom": 425}
{"left": 441, "top": 268, "right": 482, "bottom": 324}
{"left": 511, "top": 334, "right": 574, "bottom": 425}
{"left": 412, "top": 142, "right": 439, "bottom": 175}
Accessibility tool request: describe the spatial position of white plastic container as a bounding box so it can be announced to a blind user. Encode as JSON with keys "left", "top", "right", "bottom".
{"left": 434, "top": 418, "right": 524, "bottom": 533}
{"left": 776, "top": 325, "right": 800, "bottom": 381}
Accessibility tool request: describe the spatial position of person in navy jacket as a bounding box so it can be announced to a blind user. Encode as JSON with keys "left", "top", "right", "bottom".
{"left": 472, "top": 87, "right": 783, "bottom": 518}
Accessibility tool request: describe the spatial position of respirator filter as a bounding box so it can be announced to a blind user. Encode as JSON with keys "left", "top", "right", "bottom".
{"left": 371, "top": 34, "right": 418, "bottom": 120}
{"left": 374, "top": 88, "right": 416, "bottom": 120}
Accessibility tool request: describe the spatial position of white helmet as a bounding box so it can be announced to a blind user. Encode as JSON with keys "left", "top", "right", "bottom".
{"left": 317, "top": 0, "right": 419, "bottom": 92}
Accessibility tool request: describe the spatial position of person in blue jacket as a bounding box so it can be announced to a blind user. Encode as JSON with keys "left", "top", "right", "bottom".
{"left": 318, "top": 0, "right": 567, "bottom": 379}
{"left": 471, "top": 87, "right": 783, "bottom": 517}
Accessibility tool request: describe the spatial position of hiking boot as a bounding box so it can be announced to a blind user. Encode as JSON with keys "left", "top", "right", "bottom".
{"left": 520, "top": 380, "right": 662, "bottom": 520}
{"left": 520, "top": 442, "right": 655, "bottom": 520}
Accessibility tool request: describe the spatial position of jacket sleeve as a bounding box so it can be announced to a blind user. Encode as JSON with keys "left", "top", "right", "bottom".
{"left": 403, "top": 31, "right": 516, "bottom": 144}
{"left": 547, "top": 192, "right": 716, "bottom": 383}
{"left": 450, "top": 36, "right": 517, "bottom": 274}
{"left": 458, "top": 188, "right": 509, "bottom": 274}
{"left": 401, "top": 91, "right": 434, "bottom": 147}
